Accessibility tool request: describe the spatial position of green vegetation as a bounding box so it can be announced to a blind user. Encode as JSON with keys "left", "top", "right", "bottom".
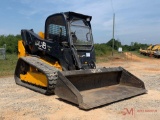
{"left": 106, "top": 39, "right": 122, "bottom": 50}
{"left": 0, "top": 54, "right": 17, "bottom": 77}
{"left": 0, "top": 34, "right": 21, "bottom": 54}
{"left": 0, "top": 35, "right": 20, "bottom": 77}
{"left": 94, "top": 43, "right": 112, "bottom": 56}
{"left": 95, "top": 39, "right": 149, "bottom": 56}
{"left": 129, "top": 51, "right": 151, "bottom": 59}
{"left": 122, "top": 42, "right": 149, "bottom": 52}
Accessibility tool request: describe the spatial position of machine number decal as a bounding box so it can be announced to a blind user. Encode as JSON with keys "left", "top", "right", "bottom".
{"left": 86, "top": 53, "right": 90, "bottom": 57}
{"left": 35, "top": 41, "right": 46, "bottom": 50}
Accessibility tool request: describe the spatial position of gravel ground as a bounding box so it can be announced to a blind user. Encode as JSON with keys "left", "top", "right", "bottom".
{"left": 0, "top": 53, "right": 160, "bottom": 120}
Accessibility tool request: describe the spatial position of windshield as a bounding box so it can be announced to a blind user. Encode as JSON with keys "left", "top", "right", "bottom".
{"left": 70, "top": 19, "right": 93, "bottom": 46}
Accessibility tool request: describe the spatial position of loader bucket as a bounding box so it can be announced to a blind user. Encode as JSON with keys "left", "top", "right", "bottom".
{"left": 55, "top": 67, "right": 147, "bottom": 109}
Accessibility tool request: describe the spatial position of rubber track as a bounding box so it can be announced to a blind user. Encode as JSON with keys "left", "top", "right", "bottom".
{"left": 14, "top": 56, "right": 58, "bottom": 95}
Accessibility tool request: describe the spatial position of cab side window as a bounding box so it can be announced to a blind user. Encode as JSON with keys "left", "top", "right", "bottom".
{"left": 46, "top": 15, "right": 67, "bottom": 42}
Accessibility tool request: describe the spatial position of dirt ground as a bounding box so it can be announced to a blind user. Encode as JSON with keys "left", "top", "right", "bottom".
{"left": 0, "top": 52, "right": 160, "bottom": 120}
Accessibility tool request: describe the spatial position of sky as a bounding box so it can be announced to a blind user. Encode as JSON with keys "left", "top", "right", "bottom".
{"left": 0, "top": 0, "right": 160, "bottom": 45}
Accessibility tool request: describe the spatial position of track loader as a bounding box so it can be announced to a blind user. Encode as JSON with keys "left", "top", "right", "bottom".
{"left": 15, "top": 12, "right": 147, "bottom": 109}
{"left": 139, "top": 45, "right": 153, "bottom": 56}
{"left": 148, "top": 44, "right": 160, "bottom": 57}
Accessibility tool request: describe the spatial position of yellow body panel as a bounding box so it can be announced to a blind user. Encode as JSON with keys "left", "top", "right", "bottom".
{"left": 147, "top": 45, "right": 153, "bottom": 50}
{"left": 40, "top": 59, "right": 62, "bottom": 71}
{"left": 139, "top": 45, "right": 153, "bottom": 54}
{"left": 38, "top": 31, "right": 44, "bottom": 39}
{"left": 20, "top": 72, "right": 47, "bottom": 87}
{"left": 18, "top": 40, "right": 26, "bottom": 58}
{"left": 148, "top": 44, "right": 160, "bottom": 55}
{"left": 139, "top": 48, "right": 145, "bottom": 53}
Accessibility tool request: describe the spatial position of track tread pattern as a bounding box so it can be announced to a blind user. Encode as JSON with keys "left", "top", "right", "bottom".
{"left": 14, "top": 56, "right": 59, "bottom": 95}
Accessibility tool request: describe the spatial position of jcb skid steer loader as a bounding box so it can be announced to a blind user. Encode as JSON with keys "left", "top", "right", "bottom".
{"left": 15, "top": 12, "right": 147, "bottom": 109}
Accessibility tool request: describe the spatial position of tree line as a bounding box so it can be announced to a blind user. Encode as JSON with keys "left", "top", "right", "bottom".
{"left": 95, "top": 39, "right": 149, "bottom": 56}
{"left": 0, "top": 35, "right": 149, "bottom": 55}
{"left": 0, "top": 35, "right": 21, "bottom": 54}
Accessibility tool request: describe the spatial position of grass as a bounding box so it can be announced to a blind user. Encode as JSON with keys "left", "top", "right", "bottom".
{"left": 0, "top": 54, "right": 18, "bottom": 77}
{"left": 96, "top": 51, "right": 126, "bottom": 63}
{"left": 129, "top": 51, "right": 152, "bottom": 59}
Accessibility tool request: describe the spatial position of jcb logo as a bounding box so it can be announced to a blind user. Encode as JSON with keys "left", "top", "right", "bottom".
{"left": 121, "top": 108, "right": 135, "bottom": 116}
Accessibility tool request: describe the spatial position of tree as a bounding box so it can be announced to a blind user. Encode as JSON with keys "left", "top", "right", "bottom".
{"left": 106, "top": 39, "right": 122, "bottom": 50}
{"left": 122, "top": 42, "right": 149, "bottom": 51}
{"left": 0, "top": 34, "right": 21, "bottom": 53}
{"left": 94, "top": 43, "right": 112, "bottom": 56}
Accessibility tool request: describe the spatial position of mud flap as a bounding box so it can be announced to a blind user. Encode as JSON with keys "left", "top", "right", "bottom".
{"left": 55, "top": 67, "right": 147, "bottom": 109}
